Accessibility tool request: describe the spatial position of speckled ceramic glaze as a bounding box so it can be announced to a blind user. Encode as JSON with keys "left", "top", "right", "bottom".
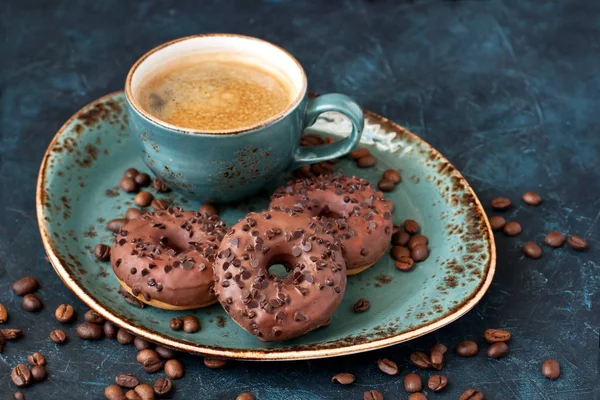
{"left": 37, "top": 92, "right": 495, "bottom": 361}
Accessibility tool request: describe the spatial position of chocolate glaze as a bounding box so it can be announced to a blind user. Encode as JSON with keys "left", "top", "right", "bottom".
{"left": 270, "top": 175, "right": 393, "bottom": 271}
{"left": 110, "top": 207, "right": 227, "bottom": 308}
{"left": 213, "top": 209, "right": 347, "bottom": 341}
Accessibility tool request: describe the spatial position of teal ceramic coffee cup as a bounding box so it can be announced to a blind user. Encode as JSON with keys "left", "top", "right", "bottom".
{"left": 125, "top": 34, "right": 364, "bottom": 203}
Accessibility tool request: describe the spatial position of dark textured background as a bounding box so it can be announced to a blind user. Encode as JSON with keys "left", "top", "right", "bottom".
{"left": 1, "top": 0, "right": 599, "bottom": 399}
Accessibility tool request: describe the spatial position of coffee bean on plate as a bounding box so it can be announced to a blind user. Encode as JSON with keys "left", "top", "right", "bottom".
{"left": 503, "top": 221, "right": 522, "bottom": 236}
{"left": 134, "top": 191, "right": 153, "bottom": 207}
{"left": 484, "top": 329, "right": 511, "bottom": 343}
{"left": 377, "top": 358, "right": 399, "bottom": 375}
{"left": 404, "top": 219, "right": 420, "bottom": 234}
{"left": 105, "top": 385, "right": 125, "bottom": 400}
{"left": 455, "top": 340, "right": 478, "bottom": 357}
{"left": 50, "top": 329, "right": 67, "bottom": 344}
{"left": 120, "top": 177, "right": 138, "bottom": 193}
{"left": 404, "top": 373, "right": 422, "bottom": 393}
{"left": 489, "top": 216, "right": 506, "bottom": 231}
{"left": 383, "top": 169, "right": 401, "bottom": 184}
{"left": 115, "top": 373, "right": 139, "bottom": 388}
{"left": 134, "top": 337, "right": 152, "bottom": 351}
{"left": 152, "top": 178, "right": 170, "bottom": 192}
{"left": 408, "top": 235, "right": 428, "bottom": 250}
{"left": 395, "top": 257, "right": 415, "bottom": 271}
{"left": 236, "top": 393, "right": 255, "bottom": 400}
{"left": 93, "top": 244, "right": 111, "bottom": 261}
{"left": 332, "top": 372, "right": 355, "bottom": 384}
{"left": 155, "top": 345, "right": 176, "bottom": 359}
{"left": 124, "top": 168, "right": 139, "bottom": 178}
{"left": 430, "top": 350, "right": 443, "bottom": 369}
{"left": 350, "top": 148, "right": 370, "bottom": 159}
{"left": 31, "top": 365, "right": 47, "bottom": 382}
{"left": 522, "top": 242, "right": 542, "bottom": 259}
{"left": 567, "top": 235, "right": 588, "bottom": 251}
{"left": 27, "top": 352, "right": 46, "bottom": 366}
{"left": 431, "top": 343, "right": 448, "bottom": 354}
{"left": 84, "top": 310, "right": 105, "bottom": 324}
{"left": 134, "top": 383, "right": 155, "bottom": 399}
{"left": 199, "top": 203, "right": 218, "bottom": 216}
{"left": 203, "top": 357, "right": 227, "bottom": 369}
{"left": 459, "top": 389, "right": 484, "bottom": 400}
{"left": 135, "top": 173, "right": 151, "bottom": 187}
{"left": 411, "top": 245, "right": 429, "bottom": 262}
{"left": 0, "top": 303, "right": 7, "bottom": 323}
{"left": 391, "top": 246, "right": 411, "bottom": 260}
{"left": 488, "top": 342, "right": 509, "bottom": 359}
{"left": 125, "top": 208, "right": 143, "bottom": 220}
{"left": 11, "top": 363, "right": 31, "bottom": 387}
{"left": 22, "top": 294, "right": 42, "bottom": 312}
{"left": 169, "top": 317, "right": 183, "bottom": 331}
{"left": 357, "top": 155, "right": 377, "bottom": 168}
{"left": 491, "top": 197, "right": 511, "bottom": 210}
{"left": 522, "top": 191, "right": 542, "bottom": 205}
{"left": 392, "top": 229, "right": 410, "bottom": 246}
{"left": 353, "top": 298, "right": 370, "bottom": 313}
{"left": 542, "top": 359, "right": 560, "bottom": 379}
{"left": 378, "top": 179, "right": 395, "bottom": 192}
{"left": 164, "top": 359, "right": 184, "bottom": 379}
{"left": 12, "top": 277, "right": 39, "bottom": 296}
{"left": 76, "top": 322, "right": 103, "bottom": 340}
{"left": 104, "top": 321, "right": 118, "bottom": 339}
{"left": 151, "top": 199, "right": 168, "bottom": 211}
{"left": 427, "top": 374, "right": 448, "bottom": 392}
{"left": 153, "top": 378, "right": 172, "bottom": 396}
{"left": 107, "top": 218, "right": 127, "bottom": 233}
{"left": 117, "top": 328, "right": 135, "bottom": 345}
{"left": 182, "top": 315, "right": 200, "bottom": 333}
{"left": 363, "top": 390, "right": 383, "bottom": 400}
{"left": 544, "top": 231, "right": 566, "bottom": 248}
{"left": 408, "top": 394, "right": 427, "bottom": 400}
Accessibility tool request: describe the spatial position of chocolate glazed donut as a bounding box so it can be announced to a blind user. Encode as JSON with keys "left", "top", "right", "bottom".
{"left": 270, "top": 175, "right": 393, "bottom": 275}
{"left": 111, "top": 208, "right": 227, "bottom": 310}
{"left": 212, "top": 210, "right": 347, "bottom": 341}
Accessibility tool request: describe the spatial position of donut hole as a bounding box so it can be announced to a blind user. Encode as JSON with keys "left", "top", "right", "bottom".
{"left": 317, "top": 205, "right": 344, "bottom": 220}
{"left": 268, "top": 263, "right": 290, "bottom": 280}
{"left": 158, "top": 234, "right": 189, "bottom": 255}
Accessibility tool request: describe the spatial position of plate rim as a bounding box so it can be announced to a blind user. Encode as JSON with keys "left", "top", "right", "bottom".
{"left": 36, "top": 90, "right": 496, "bottom": 361}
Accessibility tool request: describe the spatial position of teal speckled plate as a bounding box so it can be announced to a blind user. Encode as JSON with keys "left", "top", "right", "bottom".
{"left": 37, "top": 92, "right": 495, "bottom": 361}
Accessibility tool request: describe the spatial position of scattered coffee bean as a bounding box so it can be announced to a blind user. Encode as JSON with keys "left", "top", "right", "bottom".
{"left": 1, "top": 328, "right": 23, "bottom": 340}
{"left": 0, "top": 303, "right": 7, "bottom": 323}
{"left": 124, "top": 168, "right": 139, "bottom": 178}
{"left": 134, "top": 337, "right": 152, "bottom": 351}
{"left": 427, "top": 374, "right": 448, "bottom": 392}
{"left": 522, "top": 241, "right": 542, "bottom": 259}
{"left": 489, "top": 215, "right": 506, "bottom": 231}
{"left": 408, "top": 394, "right": 427, "bottom": 400}
{"left": 134, "top": 173, "right": 151, "bottom": 187}
{"left": 13, "top": 392, "right": 24, "bottom": 400}
{"left": 84, "top": 310, "right": 105, "bottom": 324}
{"left": 378, "top": 179, "right": 395, "bottom": 192}
{"left": 152, "top": 178, "right": 170, "bottom": 193}
{"left": 141, "top": 356, "right": 163, "bottom": 374}
{"left": 404, "top": 373, "right": 422, "bottom": 393}
{"left": 203, "top": 357, "right": 227, "bottom": 369}
{"left": 567, "top": 235, "right": 588, "bottom": 251}
{"left": 182, "top": 315, "right": 200, "bottom": 333}
{"left": 488, "top": 342, "right": 509, "bottom": 359}
{"left": 350, "top": 148, "right": 370, "bottom": 159}
{"left": 50, "top": 329, "right": 67, "bottom": 344}
{"left": 137, "top": 348, "right": 159, "bottom": 363}
{"left": 107, "top": 218, "right": 127, "bottom": 233}
{"left": 94, "top": 244, "right": 111, "bottom": 261}
{"left": 117, "top": 328, "right": 135, "bottom": 345}
{"left": 503, "top": 221, "right": 522, "bottom": 237}
{"left": 430, "top": 350, "right": 443, "bottom": 369}
{"left": 455, "top": 340, "right": 478, "bottom": 357}
{"left": 392, "top": 230, "right": 410, "bottom": 246}
{"left": 153, "top": 378, "right": 172, "bottom": 396}
{"left": 391, "top": 246, "right": 411, "bottom": 261}
{"left": 199, "top": 204, "right": 218, "bottom": 216}
{"left": 125, "top": 389, "right": 139, "bottom": 400}
{"left": 383, "top": 169, "right": 401, "bottom": 184}
{"left": 120, "top": 177, "right": 138, "bottom": 193}
{"left": 491, "top": 197, "right": 511, "bottom": 210}
{"left": 376, "top": 358, "right": 399, "bottom": 376}
{"left": 169, "top": 317, "right": 183, "bottom": 331}
{"left": 151, "top": 199, "right": 168, "bottom": 211}
{"left": 363, "top": 390, "right": 383, "bottom": 400}
{"left": 408, "top": 235, "right": 428, "bottom": 250}
{"left": 27, "top": 352, "right": 46, "bottom": 366}
{"left": 11, "top": 363, "right": 31, "bottom": 387}
{"left": 164, "top": 359, "right": 184, "bottom": 379}
{"left": 31, "top": 365, "right": 47, "bottom": 382}
{"left": 134, "top": 191, "right": 153, "bottom": 207}
{"left": 431, "top": 343, "right": 448, "bottom": 354}
{"left": 115, "top": 373, "right": 139, "bottom": 388}
{"left": 410, "top": 352, "right": 431, "bottom": 369}
{"left": 22, "top": 294, "right": 42, "bottom": 312}
{"left": 236, "top": 393, "right": 255, "bottom": 400}
{"left": 332, "top": 372, "right": 355, "bottom": 385}
{"left": 353, "top": 298, "right": 370, "bottom": 313}
{"left": 395, "top": 257, "right": 415, "bottom": 271}
{"left": 357, "top": 155, "right": 377, "bottom": 168}
{"left": 125, "top": 208, "right": 143, "bottom": 220}
{"left": 105, "top": 385, "right": 125, "bottom": 400}
{"left": 542, "top": 359, "right": 560, "bottom": 379}
{"left": 544, "top": 231, "right": 566, "bottom": 248}
{"left": 77, "top": 322, "right": 103, "bottom": 340}
{"left": 134, "top": 383, "right": 155, "bottom": 399}
{"left": 104, "top": 321, "right": 118, "bottom": 339}
{"left": 155, "top": 345, "right": 176, "bottom": 359}
{"left": 483, "top": 329, "right": 511, "bottom": 344}
{"left": 411, "top": 245, "right": 429, "bottom": 262}
{"left": 12, "top": 277, "right": 39, "bottom": 296}
{"left": 522, "top": 191, "right": 542, "bottom": 206}
{"left": 459, "top": 388, "right": 484, "bottom": 400}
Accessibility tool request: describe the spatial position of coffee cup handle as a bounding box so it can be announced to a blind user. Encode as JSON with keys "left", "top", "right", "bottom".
{"left": 291, "top": 93, "right": 364, "bottom": 170}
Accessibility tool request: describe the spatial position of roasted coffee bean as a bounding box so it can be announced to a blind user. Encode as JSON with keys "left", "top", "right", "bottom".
{"left": 404, "top": 373, "right": 422, "bottom": 393}
{"left": 430, "top": 350, "right": 443, "bottom": 369}
{"left": 152, "top": 178, "right": 170, "bottom": 193}
{"left": 94, "top": 244, "right": 111, "bottom": 261}
{"left": 491, "top": 197, "right": 511, "bottom": 210}
{"left": 143, "top": 358, "right": 163, "bottom": 374}
{"left": 392, "top": 230, "right": 410, "bottom": 246}
{"left": 363, "top": 390, "right": 383, "bottom": 400}
{"left": 357, "top": 155, "right": 377, "bottom": 168}
{"left": 124, "top": 168, "right": 139, "bottom": 178}
{"left": 542, "top": 359, "right": 560, "bottom": 379}
{"left": 459, "top": 388, "right": 484, "bottom": 400}
{"left": 84, "top": 310, "right": 105, "bottom": 324}
{"left": 332, "top": 372, "right": 355, "bottom": 384}
{"left": 567, "top": 235, "right": 588, "bottom": 251}
{"left": 522, "top": 242, "right": 542, "bottom": 259}
{"left": 50, "top": 329, "right": 67, "bottom": 344}
{"left": 13, "top": 392, "right": 24, "bottom": 400}
{"left": 408, "top": 394, "right": 427, "bottom": 400}
{"left": 125, "top": 208, "right": 143, "bottom": 220}
{"left": 410, "top": 351, "right": 431, "bottom": 369}
{"left": 164, "top": 359, "right": 184, "bottom": 379}
{"left": 377, "top": 358, "right": 399, "bottom": 376}
{"left": 120, "top": 177, "right": 138, "bottom": 193}
{"left": 544, "top": 231, "right": 566, "bottom": 248}
{"left": 137, "top": 348, "right": 160, "bottom": 363}
{"left": 395, "top": 257, "right": 415, "bottom": 271}
{"left": 408, "top": 235, "right": 428, "bottom": 250}
{"left": 484, "top": 329, "right": 511, "bottom": 344}
{"left": 125, "top": 390, "right": 140, "bottom": 400}
{"left": 135, "top": 173, "right": 151, "bottom": 187}
{"left": 353, "top": 298, "right": 370, "bottom": 313}
{"left": 522, "top": 191, "right": 542, "bottom": 206}
{"left": 117, "top": 328, "right": 135, "bottom": 345}
{"left": 383, "top": 169, "right": 401, "bottom": 184}
{"left": 427, "top": 374, "right": 448, "bottom": 392}
{"left": 76, "top": 322, "right": 103, "bottom": 340}
{"left": 151, "top": 199, "right": 168, "bottom": 211}
{"left": 104, "top": 321, "right": 118, "bottom": 339}
{"left": 391, "top": 246, "right": 411, "bottom": 261}
{"left": 503, "top": 221, "right": 522, "bottom": 237}
{"left": 27, "top": 352, "right": 46, "bottom": 366}
{"left": 31, "top": 365, "right": 47, "bottom": 382}
{"left": 404, "top": 219, "right": 420, "bottom": 234}
{"left": 107, "top": 218, "right": 127, "bottom": 233}
{"left": 488, "top": 342, "right": 509, "bottom": 359}
{"left": 22, "top": 294, "right": 42, "bottom": 312}
{"left": 350, "top": 148, "right": 370, "bottom": 159}
{"left": 456, "top": 340, "right": 478, "bottom": 357}
{"left": 236, "top": 393, "right": 255, "bottom": 400}
{"left": 199, "top": 204, "right": 218, "bottom": 216}
{"left": 134, "top": 337, "right": 152, "bottom": 351}
{"left": 203, "top": 357, "right": 227, "bottom": 369}
{"left": 411, "top": 245, "right": 429, "bottom": 262}
{"left": 169, "top": 317, "right": 183, "bottom": 331}
{"left": 115, "top": 373, "right": 140, "bottom": 388}
{"left": 11, "top": 364, "right": 31, "bottom": 387}
{"left": 183, "top": 315, "right": 200, "bottom": 333}
{"left": 12, "top": 277, "right": 39, "bottom": 296}
{"left": 105, "top": 385, "right": 125, "bottom": 400}
{"left": 1, "top": 328, "right": 23, "bottom": 340}
{"left": 431, "top": 343, "right": 448, "bottom": 354}
{"left": 489, "top": 216, "right": 506, "bottom": 231}
{"left": 0, "top": 303, "right": 7, "bottom": 323}
{"left": 152, "top": 345, "right": 175, "bottom": 360}
{"left": 134, "top": 191, "right": 154, "bottom": 207}
{"left": 378, "top": 179, "right": 395, "bottom": 192}
{"left": 55, "top": 304, "right": 75, "bottom": 323}
{"left": 153, "top": 378, "right": 172, "bottom": 396}
{"left": 134, "top": 383, "right": 155, "bottom": 400}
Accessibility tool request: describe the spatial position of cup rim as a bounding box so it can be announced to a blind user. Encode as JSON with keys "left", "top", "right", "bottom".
{"left": 125, "top": 33, "right": 308, "bottom": 136}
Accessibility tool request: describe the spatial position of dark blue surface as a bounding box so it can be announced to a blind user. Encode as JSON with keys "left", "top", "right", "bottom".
{"left": 1, "top": 0, "right": 599, "bottom": 399}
